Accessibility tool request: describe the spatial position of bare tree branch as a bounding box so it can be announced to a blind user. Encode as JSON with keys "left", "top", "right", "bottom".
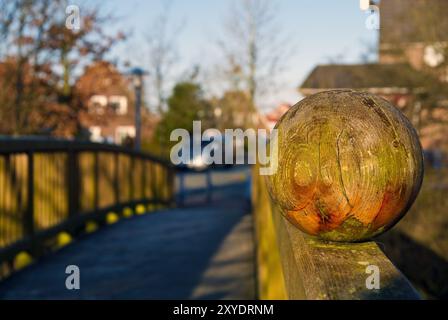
{"left": 145, "top": 0, "right": 184, "bottom": 114}
{"left": 217, "top": 0, "right": 294, "bottom": 108}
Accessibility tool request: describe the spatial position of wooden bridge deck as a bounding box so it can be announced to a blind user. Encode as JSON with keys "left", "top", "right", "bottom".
{"left": 0, "top": 173, "right": 255, "bottom": 299}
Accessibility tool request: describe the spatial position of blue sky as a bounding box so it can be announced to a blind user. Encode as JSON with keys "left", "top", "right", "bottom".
{"left": 87, "top": 0, "right": 379, "bottom": 110}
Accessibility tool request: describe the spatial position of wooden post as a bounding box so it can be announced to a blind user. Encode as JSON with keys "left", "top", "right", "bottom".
{"left": 129, "top": 156, "right": 134, "bottom": 201}
{"left": 151, "top": 163, "right": 158, "bottom": 202}
{"left": 253, "top": 164, "right": 420, "bottom": 300}
{"left": 24, "top": 152, "right": 34, "bottom": 237}
{"left": 68, "top": 149, "right": 80, "bottom": 217}
{"left": 93, "top": 151, "right": 99, "bottom": 211}
{"left": 114, "top": 153, "right": 119, "bottom": 205}
{"left": 142, "top": 158, "right": 147, "bottom": 200}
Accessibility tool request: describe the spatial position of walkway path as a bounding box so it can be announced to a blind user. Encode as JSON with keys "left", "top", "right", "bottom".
{"left": 0, "top": 171, "right": 255, "bottom": 299}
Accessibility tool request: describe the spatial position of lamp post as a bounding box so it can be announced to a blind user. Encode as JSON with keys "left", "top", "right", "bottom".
{"left": 129, "top": 67, "right": 147, "bottom": 151}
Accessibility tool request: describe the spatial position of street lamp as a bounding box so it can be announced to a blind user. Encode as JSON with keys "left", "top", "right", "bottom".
{"left": 129, "top": 67, "right": 148, "bottom": 151}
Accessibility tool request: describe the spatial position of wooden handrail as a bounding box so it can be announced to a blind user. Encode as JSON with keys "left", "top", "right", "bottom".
{"left": 0, "top": 137, "right": 172, "bottom": 165}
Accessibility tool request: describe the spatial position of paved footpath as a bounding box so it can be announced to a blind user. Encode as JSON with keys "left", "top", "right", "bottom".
{"left": 0, "top": 181, "right": 255, "bottom": 299}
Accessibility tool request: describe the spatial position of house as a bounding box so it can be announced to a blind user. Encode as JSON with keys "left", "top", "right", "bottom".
{"left": 299, "top": 0, "right": 448, "bottom": 153}
{"left": 75, "top": 61, "right": 157, "bottom": 145}
{"left": 379, "top": 0, "right": 448, "bottom": 78}
{"left": 300, "top": 64, "right": 429, "bottom": 108}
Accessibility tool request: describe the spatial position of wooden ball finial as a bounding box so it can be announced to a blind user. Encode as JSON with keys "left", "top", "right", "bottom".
{"left": 267, "top": 90, "right": 424, "bottom": 242}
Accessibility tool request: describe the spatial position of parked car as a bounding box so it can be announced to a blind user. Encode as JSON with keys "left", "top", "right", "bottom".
{"left": 175, "top": 136, "right": 240, "bottom": 171}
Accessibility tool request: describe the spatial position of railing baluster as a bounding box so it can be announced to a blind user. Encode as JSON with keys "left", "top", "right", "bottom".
{"left": 114, "top": 152, "right": 119, "bottom": 205}
{"left": 142, "top": 158, "right": 146, "bottom": 200}
{"left": 67, "top": 149, "right": 80, "bottom": 218}
{"left": 152, "top": 163, "right": 158, "bottom": 203}
{"left": 94, "top": 151, "right": 99, "bottom": 211}
{"left": 25, "top": 152, "right": 34, "bottom": 238}
{"left": 129, "top": 156, "right": 134, "bottom": 202}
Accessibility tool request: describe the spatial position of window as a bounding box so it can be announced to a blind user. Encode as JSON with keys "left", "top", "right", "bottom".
{"left": 115, "top": 126, "right": 135, "bottom": 144}
{"left": 89, "top": 95, "right": 107, "bottom": 114}
{"left": 89, "top": 126, "right": 102, "bottom": 142}
{"left": 109, "top": 95, "right": 128, "bottom": 115}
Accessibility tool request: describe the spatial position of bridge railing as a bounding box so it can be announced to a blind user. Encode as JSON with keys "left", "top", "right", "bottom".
{"left": 251, "top": 166, "right": 420, "bottom": 300}
{"left": 0, "top": 138, "right": 175, "bottom": 276}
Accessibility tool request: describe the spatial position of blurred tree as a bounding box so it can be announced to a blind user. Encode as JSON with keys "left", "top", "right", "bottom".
{"left": 154, "top": 81, "right": 211, "bottom": 156}
{"left": 145, "top": 0, "right": 183, "bottom": 114}
{"left": 44, "top": 7, "right": 126, "bottom": 137}
{"left": 217, "top": 0, "right": 292, "bottom": 112}
{"left": 45, "top": 8, "right": 126, "bottom": 101}
{"left": 0, "top": 0, "right": 125, "bottom": 136}
{"left": 211, "top": 90, "right": 256, "bottom": 130}
{"left": 0, "top": 0, "right": 61, "bottom": 134}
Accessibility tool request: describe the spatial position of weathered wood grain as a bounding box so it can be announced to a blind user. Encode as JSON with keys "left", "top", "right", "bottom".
{"left": 252, "top": 166, "right": 287, "bottom": 299}
{"left": 267, "top": 90, "right": 424, "bottom": 242}
{"left": 253, "top": 164, "right": 420, "bottom": 300}
{"left": 272, "top": 204, "right": 420, "bottom": 300}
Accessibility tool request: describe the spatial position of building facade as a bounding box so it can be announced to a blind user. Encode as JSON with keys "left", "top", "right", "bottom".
{"left": 75, "top": 61, "right": 157, "bottom": 146}
{"left": 299, "top": 0, "right": 448, "bottom": 153}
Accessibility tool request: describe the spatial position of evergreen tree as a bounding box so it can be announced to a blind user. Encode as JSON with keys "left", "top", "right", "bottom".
{"left": 154, "top": 81, "right": 211, "bottom": 156}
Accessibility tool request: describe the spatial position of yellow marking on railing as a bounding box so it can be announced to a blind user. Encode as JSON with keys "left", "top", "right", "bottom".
{"left": 13, "top": 251, "right": 33, "bottom": 270}
{"left": 57, "top": 232, "right": 73, "bottom": 248}
{"left": 85, "top": 221, "right": 98, "bottom": 233}
{"left": 136, "top": 204, "right": 146, "bottom": 215}
{"left": 106, "top": 212, "right": 119, "bottom": 224}
{"left": 123, "top": 207, "right": 134, "bottom": 218}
